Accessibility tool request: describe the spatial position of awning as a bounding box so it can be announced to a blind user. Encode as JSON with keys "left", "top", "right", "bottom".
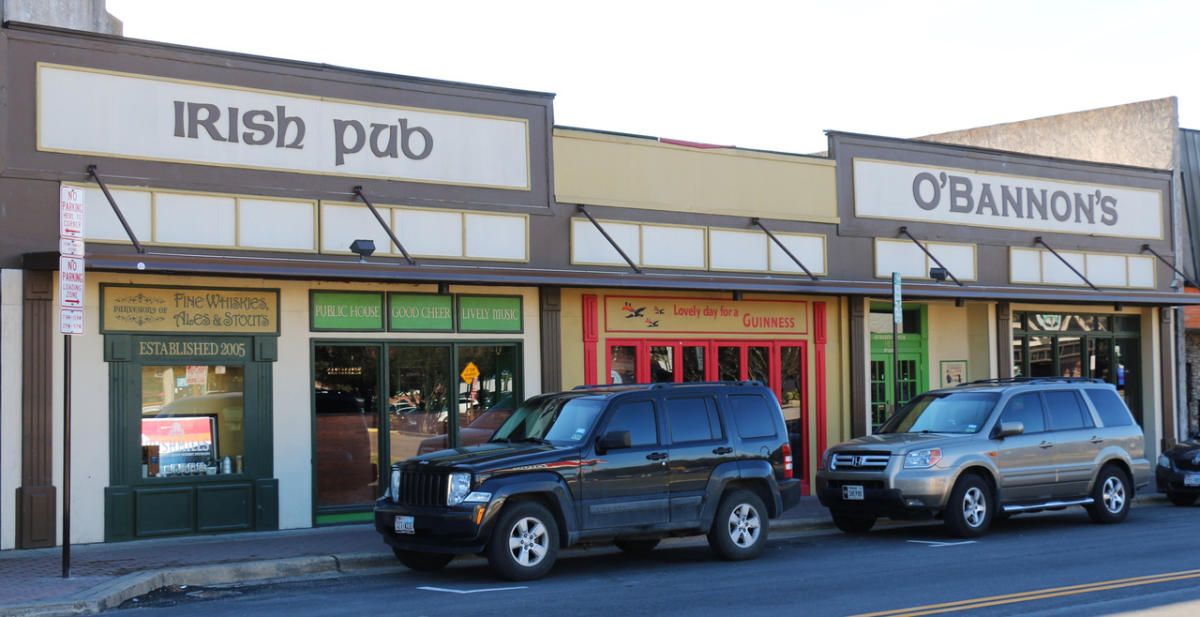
{"left": 25, "top": 247, "right": 1200, "bottom": 307}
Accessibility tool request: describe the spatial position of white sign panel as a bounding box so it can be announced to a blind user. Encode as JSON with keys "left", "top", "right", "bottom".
{"left": 60, "top": 238, "right": 85, "bottom": 258}
{"left": 38, "top": 64, "right": 531, "bottom": 190}
{"left": 853, "top": 159, "right": 1164, "bottom": 240}
{"left": 59, "top": 185, "right": 85, "bottom": 239}
{"left": 60, "top": 308, "right": 84, "bottom": 335}
{"left": 59, "top": 256, "right": 85, "bottom": 308}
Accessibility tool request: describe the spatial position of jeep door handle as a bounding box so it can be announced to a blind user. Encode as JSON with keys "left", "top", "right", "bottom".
{"left": 646, "top": 452, "right": 668, "bottom": 461}
{"left": 1039, "top": 441, "right": 1054, "bottom": 449}
{"left": 712, "top": 446, "right": 734, "bottom": 455}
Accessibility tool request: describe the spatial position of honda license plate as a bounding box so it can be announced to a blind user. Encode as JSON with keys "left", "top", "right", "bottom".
{"left": 1185, "top": 473, "right": 1200, "bottom": 487}
{"left": 842, "top": 485, "right": 865, "bottom": 501}
{"left": 394, "top": 515, "right": 415, "bottom": 535}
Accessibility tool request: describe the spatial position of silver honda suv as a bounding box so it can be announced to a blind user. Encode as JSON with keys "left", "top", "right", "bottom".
{"left": 816, "top": 378, "right": 1150, "bottom": 538}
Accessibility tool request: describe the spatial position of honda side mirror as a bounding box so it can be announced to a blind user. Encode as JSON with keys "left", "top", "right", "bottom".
{"left": 597, "top": 430, "right": 632, "bottom": 453}
{"left": 994, "top": 421, "right": 1024, "bottom": 439}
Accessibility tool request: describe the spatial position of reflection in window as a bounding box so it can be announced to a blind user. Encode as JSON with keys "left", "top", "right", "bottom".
{"left": 1059, "top": 337, "right": 1082, "bottom": 377}
{"left": 682, "top": 346, "right": 706, "bottom": 382}
{"left": 718, "top": 347, "right": 741, "bottom": 381}
{"left": 748, "top": 347, "right": 770, "bottom": 384}
{"left": 314, "top": 345, "right": 379, "bottom": 508}
{"left": 610, "top": 346, "right": 637, "bottom": 384}
{"left": 141, "top": 365, "right": 245, "bottom": 478}
{"left": 1029, "top": 337, "right": 1054, "bottom": 377}
{"left": 389, "top": 346, "right": 451, "bottom": 460}
{"left": 649, "top": 346, "right": 675, "bottom": 383}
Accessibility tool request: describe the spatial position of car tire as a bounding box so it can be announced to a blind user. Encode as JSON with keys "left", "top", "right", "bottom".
{"left": 707, "top": 489, "right": 769, "bottom": 561}
{"left": 392, "top": 548, "right": 454, "bottom": 571}
{"left": 614, "top": 538, "right": 660, "bottom": 553}
{"left": 486, "top": 501, "right": 560, "bottom": 581}
{"left": 944, "top": 474, "right": 993, "bottom": 538}
{"left": 1167, "top": 492, "right": 1198, "bottom": 507}
{"left": 831, "top": 512, "right": 876, "bottom": 534}
{"left": 1087, "top": 465, "right": 1131, "bottom": 524}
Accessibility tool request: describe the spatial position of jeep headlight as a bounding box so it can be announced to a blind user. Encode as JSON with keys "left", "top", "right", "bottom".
{"left": 1158, "top": 454, "right": 1172, "bottom": 469}
{"left": 447, "top": 472, "right": 472, "bottom": 506}
{"left": 904, "top": 448, "right": 943, "bottom": 469}
{"left": 389, "top": 468, "right": 401, "bottom": 501}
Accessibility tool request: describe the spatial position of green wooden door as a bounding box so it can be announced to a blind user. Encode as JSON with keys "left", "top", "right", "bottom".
{"left": 869, "top": 352, "right": 924, "bottom": 432}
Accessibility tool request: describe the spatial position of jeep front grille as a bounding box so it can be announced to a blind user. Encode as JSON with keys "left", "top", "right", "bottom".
{"left": 831, "top": 452, "right": 890, "bottom": 471}
{"left": 1176, "top": 453, "right": 1200, "bottom": 472}
{"left": 395, "top": 469, "right": 448, "bottom": 506}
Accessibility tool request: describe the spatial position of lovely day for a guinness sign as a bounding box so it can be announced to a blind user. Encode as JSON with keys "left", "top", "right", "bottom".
{"left": 853, "top": 158, "right": 1164, "bottom": 239}
{"left": 37, "top": 64, "right": 530, "bottom": 190}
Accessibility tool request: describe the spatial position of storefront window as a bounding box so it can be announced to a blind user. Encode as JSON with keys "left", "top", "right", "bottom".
{"left": 1059, "top": 336, "right": 1082, "bottom": 377}
{"left": 314, "top": 345, "right": 380, "bottom": 509}
{"left": 682, "top": 346, "right": 706, "bottom": 382}
{"left": 1028, "top": 336, "right": 1054, "bottom": 376}
{"left": 748, "top": 346, "right": 770, "bottom": 383}
{"left": 610, "top": 345, "right": 637, "bottom": 384}
{"left": 141, "top": 365, "right": 245, "bottom": 478}
{"left": 649, "top": 346, "right": 675, "bottom": 382}
{"left": 451, "top": 345, "right": 518, "bottom": 449}
{"left": 718, "top": 346, "right": 741, "bottom": 381}
{"left": 388, "top": 346, "right": 451, "bottom": 460}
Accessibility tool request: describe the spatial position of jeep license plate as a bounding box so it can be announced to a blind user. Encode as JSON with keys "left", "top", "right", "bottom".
{"left": 842, "top": 485, "right": 865, "bottom": 501}
{"left": 1185, "top": 473, "right": 1200, "bottom": 487}
{"left": 394, "top": 515, "right": 415, "bottom": 535}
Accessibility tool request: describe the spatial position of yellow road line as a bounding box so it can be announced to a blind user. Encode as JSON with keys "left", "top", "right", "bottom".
{"left": 850, "top": 568, "right": 1200, "bottom": 617}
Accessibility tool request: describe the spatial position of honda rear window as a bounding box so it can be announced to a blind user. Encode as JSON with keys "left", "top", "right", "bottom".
{"left": 1084, "top": 389, "right": 1134, "bottom": 427}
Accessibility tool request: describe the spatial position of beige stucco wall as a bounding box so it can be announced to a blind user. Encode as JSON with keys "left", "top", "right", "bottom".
{"left": 919, "top": 98, "right": 1178, "bottom": 171}
{"left": 44, "top": 271, "right": 541, "bottom": 544}
{"left": 559, "top": 287, "right": 845, "bottom": 488}
{"left": 554, "top": 128, "right": 839, "bottom": 223}
{"left": 1, "top": 269, "right": 23, "bottom": 550}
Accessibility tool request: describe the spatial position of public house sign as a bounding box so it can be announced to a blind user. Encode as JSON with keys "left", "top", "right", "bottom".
{"left": 853, "top": 158, "right": 1164, "bottom": 240}
{"left": 37, "top": 64, "right": 530, "bottom": 190}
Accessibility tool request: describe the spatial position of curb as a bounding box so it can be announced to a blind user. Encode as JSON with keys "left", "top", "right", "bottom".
{"left": 0, "top": 552, "right": 397, "bottom": 617}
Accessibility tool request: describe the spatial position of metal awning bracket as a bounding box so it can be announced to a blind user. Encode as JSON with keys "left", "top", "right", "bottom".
{"left": 1141, "top": 244, "right": 1197, "bottom": 288}
{"left": 576, "top": 205, "right": 641, "bottom": 273}
{"left": 1034, "top": 236, "right": 1098, "bottom": 291}
{"left": 352, "top": 186, "right": 415, "bottom": 265}
{"left": 87, "top": 165, "right": 145, "bottom": 254}
{"left": 751, "top": 217, "right": 818, "bottom": 281}
{"left": 898, "top": 226, "right": 964, "bottom": 286}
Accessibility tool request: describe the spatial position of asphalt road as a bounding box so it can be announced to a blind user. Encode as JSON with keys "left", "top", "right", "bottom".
{"left": 114, "top": 502, "right": 1200, "bottom": 617}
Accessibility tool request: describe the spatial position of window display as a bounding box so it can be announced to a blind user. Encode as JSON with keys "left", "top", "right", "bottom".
{"left": 140, "top": 365, "right": 245, "bottom": 478}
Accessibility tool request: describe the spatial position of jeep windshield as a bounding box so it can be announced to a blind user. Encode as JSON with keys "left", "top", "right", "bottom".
{"left": 490, "top": 395, "right": 606, "bottom": 445}
{"left": 879, "top": 391, "right": 999, "bottom": 434}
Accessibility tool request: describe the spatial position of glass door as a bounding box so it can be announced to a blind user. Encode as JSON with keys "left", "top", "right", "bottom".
{"left": 453, "top": 345, "right": 520, "bottom": 448}
{"left": 313, "top": 344, "right": 381, "bottom": 511}
{"left": 868, "top": 352, "right": 923, "bottom": 432}
{"left": 387, "top": 345, "right": 452, "bottom": 459}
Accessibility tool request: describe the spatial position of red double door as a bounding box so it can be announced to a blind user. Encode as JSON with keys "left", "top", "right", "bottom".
{"left": 605, "top": 339, "right": 808, "bottom": 489}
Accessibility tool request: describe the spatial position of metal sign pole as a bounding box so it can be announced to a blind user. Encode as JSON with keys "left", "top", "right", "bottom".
{"left": 891, "top": 273, "right": 902, "bottom": 422}
{"left": 62, "top": 335, "right": 71, "bottom": 578}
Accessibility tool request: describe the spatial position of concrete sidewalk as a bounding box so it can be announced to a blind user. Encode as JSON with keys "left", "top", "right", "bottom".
{"left": 0, "top": 498, "right": 835, "bottom": 617}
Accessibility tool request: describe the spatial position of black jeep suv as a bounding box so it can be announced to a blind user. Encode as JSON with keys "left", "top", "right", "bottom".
{"left": 374, "top": 381, "right": 801, "bottom": 580}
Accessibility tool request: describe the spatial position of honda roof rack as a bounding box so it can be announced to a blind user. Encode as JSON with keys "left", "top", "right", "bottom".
{"left": 958, "top": 377, "right": 1107, "bottom": 386}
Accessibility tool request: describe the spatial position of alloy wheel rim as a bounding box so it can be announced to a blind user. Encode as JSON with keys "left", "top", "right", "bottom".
{"left": 727, "top": 503, "right": 761, "bottom": 547}
{"left": 1103, "top": 476, "right": 1126, "bottom": 513}
{"left": 963, "top": 487, "right": 987, "bottom": 528}
{"left": 508, "top": 517, "right": 549, "bottom": 567}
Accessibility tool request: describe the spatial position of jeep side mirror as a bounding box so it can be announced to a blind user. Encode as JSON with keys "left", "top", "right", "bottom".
{"left": 994, "top": 421, "right": 1024, "bottom": 439}
{"left": 597, "top": 430, "right": 632, "bottom": 453}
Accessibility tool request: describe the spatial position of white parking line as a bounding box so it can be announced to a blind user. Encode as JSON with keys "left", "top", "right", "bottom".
{"left": 906, "top": 540, "right": 978, "bottom": 547}
{"left": 417, "top": 586, "right": 529, "bottom": 594}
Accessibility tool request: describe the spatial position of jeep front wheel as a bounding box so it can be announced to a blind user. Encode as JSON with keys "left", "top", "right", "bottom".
{"left": 707, "top": 489, "right": 768, "bottom": 561}
{"left": 486, "top": 501, "right": 560, "bottom": 581}
{"left": 393, "top": 548, "right": 454, "bottom": 571}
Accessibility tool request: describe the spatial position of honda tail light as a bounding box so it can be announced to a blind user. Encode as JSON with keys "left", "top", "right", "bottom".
{"left": 782, "top": 443, "right": 794, "bottom": 480}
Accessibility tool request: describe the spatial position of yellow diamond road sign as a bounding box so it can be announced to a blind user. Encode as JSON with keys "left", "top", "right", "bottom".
{"left": 460, "top": 361, "right": 480, "bottom": 384}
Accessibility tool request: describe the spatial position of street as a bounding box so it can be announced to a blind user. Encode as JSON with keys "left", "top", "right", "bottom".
{"left": 111, "top": 502, "right": 1200, "bottom": 617}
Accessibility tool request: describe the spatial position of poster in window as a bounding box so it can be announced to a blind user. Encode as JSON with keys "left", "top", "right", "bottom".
{"left": 141, "top": 416, "right": 217, "bottom": 474}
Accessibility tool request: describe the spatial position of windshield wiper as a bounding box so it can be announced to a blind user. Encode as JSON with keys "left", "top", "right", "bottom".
{"left": 513, "top": 437, "right": 549, "bottom": 445}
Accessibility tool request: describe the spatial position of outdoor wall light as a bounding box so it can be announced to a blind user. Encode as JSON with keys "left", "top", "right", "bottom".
{"left": 438, "top": 282, "right": 450, "bottom": 295}
{"left": 929, "top": 267, "right": 948, "bottom": 282}
{"left": 732, "top": 290, "right": 744, "bottom": 301}
{"left": 349, "top": 239, "right": 376, "bottom": 262}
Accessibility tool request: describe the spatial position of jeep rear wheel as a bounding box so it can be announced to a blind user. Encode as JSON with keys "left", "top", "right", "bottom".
{"left": 486, "top": 501, "right": 559, "bottom": 581}
{"left": 614, "top": 538, "right": 660, "bottom": 553}
{"left": 944, "top": 474, "right": 992, "bottom": 538}
{"left": 707, "top": 489, "right": 768, "bottom": 561}
{"left": 392, "top": 548, "right": 454, "bottom": 571}
{"left": 1167, "top": 492, "right": 1198, "bottom": 507}
{"left": 1087, "top": 465, "right": 1131, "bottom": 524}
{"left": 831, "top": 512, "right": 876, "bottom": 534}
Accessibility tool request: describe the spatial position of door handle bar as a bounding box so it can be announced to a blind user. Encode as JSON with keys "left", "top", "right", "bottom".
{"left": 712, "top": 447, "right": 734, "bottom": 455}
{"left": 646, "top": 452, "right": 668, "bottom": 461}
{"left": 1039, "top": 441, "right": 1054, "bottom": 449}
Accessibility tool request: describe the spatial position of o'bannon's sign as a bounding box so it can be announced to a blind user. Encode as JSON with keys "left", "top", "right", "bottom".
{"left": 604, "top": 295, "right": 807, "bottom": 335}
{"left": 101, "top": 285, "right": 279, "bottom": 334}
{"left": 853, "top": 159, "right": 1164, "bottom": 239}
{"left": 37, "top": 64, "right": 530, "bottom": 190}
